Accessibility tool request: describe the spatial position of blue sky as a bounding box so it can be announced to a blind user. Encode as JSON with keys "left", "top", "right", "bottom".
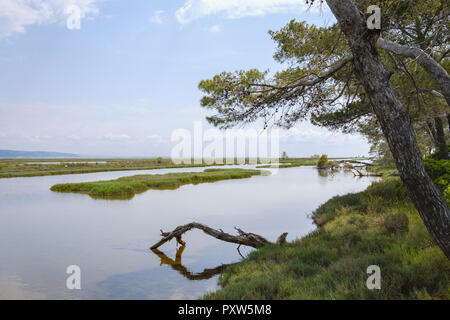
{"left": 0, "top": 0, "right": 370, "bottom": 157}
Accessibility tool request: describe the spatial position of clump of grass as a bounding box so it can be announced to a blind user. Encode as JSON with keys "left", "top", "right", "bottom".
{"left": 203, "top": 178, "right": 449, "bottom": 300}
{"left": 50, "top": 168, "right": 269, "bottom": 199}
{"left": 381, "top": 212, "right": 409, "bottom": 235}
{"left": 343, "top": 163, "right": 354, "bottom": 169}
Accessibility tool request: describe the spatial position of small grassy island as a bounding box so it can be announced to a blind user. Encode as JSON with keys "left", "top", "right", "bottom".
{"left": 50, "top": 168, "right": 269, "bottom": 199}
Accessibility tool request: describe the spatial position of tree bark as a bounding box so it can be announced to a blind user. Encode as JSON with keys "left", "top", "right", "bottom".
{"left": 447, "top": 114, "right": 450, "bottom": 132}
{"left": 326, "top": 0, "right": 450, "bottom": 258}
{"left": 427, "top": 120, "right": 438, "bottom": 147}
{"left": 376, "top": 38, "right": 450, "bottom": 107}
{"left": 435, "top": 117, "right": 449, "bottom": 160}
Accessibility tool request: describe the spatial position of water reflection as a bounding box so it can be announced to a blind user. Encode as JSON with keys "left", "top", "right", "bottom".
{"left": 152, "top": 246, "right": 231, "bottom": 281}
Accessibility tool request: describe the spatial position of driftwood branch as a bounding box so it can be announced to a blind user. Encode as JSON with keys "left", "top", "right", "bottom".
{"left": 352, "top": 169, "right": 382, "bottom": 177}
{"left": 345, "top": 160, "right": 375, "bottom": 167}
{"left": 151, "top": 222, "right": 288, "bottom": 250}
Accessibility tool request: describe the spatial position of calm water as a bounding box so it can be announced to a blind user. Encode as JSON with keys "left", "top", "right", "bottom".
{"left": 0, "top": 166, "right": 378, "bottom": 299}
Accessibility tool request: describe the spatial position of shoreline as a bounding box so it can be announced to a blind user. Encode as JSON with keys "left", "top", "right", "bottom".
{"left": 203, "top": 176, "right": 450, "bottom": 300}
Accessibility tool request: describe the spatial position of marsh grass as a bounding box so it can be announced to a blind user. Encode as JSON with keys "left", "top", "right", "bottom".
{"left": 257, "top": 158, "right": 318, "bottom": 169}
{"left": 0, "top": 158, "right": 223, "bottom": 178}
{"left": 50, "top": 168, "right": 269, "bottom": 199}
{"left": 203, "top": 178, "right": 450, "bottom": 300}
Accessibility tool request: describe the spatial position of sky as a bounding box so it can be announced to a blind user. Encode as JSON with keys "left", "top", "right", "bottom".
{"left": 0, "top": 0, "right": 371, "bottom": 158}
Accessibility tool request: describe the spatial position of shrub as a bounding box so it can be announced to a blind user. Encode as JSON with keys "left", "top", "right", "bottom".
{"left": 424, "top": 158, "right": 450, "bottom": 192}
{"left": 444, "top": 186, "right": 450, "bottom": 206}
{"left": 156, "top": 157, "right": 164, "bottom": 164}
{"left": 381, "top": 212, "right": 409, "bottom": 235}
{"left": 429, "top": 143, "right": 450, "bottom": 160}
{"left": 317, "top": 154, "right": 329, "bottom": 168}
{"left": 424, "top": 159, "right": 450, "bottom": 181}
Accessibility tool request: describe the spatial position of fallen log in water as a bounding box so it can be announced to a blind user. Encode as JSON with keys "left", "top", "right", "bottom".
{"left": 352, "top": 169, "right": 383, "bottom": 177}
{"left": 345, "top": 160, "right": 375, "bottom": 167}
{"left": 150, "top": 222, "right": 288, "bottom": 249}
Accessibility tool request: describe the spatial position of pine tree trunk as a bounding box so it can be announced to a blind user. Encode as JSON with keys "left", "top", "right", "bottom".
{"left": 435, "top": 117, "right": 449, "bottom": 160}
{"left": 326, "top": 0, "right": 450, "bottom": 258}
{"left": 427, "top": 121, "right": 438, "bottom": 147}
{"left": 447, "top": 114, "right": 450, "bottom": 132}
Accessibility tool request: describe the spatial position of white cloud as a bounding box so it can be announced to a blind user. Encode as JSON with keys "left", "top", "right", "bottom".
{"left": 149, "top": 10, "right": 164, "bottom": 24}
{"left": 0, "top": 0, "right": 101, "bottom": 38}
{"left": 209, "top": 24, "right": 221, "bottom": 32}
{"left": 146, "top": 134, "right": 166, "bottom": 144}
{"left": 175, "top": 0, "right": 315, "bottom": 24}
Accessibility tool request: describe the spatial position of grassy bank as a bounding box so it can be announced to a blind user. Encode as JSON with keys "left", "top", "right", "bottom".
{"left": 204, "top": 178, "right": 449, "bottom": 300}
{"left": 256, "top": 157, "right": 371, "bottom": 169}
{"left": 0, "top": 158, "right": 226, "bottom": 178}
{"left": 50, "top": 168, "right": 269, "bottom": 199}
{"left": 0, "top": 158, "right": 281, "bottom": 178}
{"left": 0, "top": 157, "right": 369, "bottom": 178}
{"left": 256, "top": 158, "right": 318, "bottom": 169}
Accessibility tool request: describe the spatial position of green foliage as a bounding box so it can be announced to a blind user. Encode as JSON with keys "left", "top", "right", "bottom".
{"left": 429, "top": 143, "right": 450, "bottom": 160}
{"left": 444, "top": 186, "right": 450, "bottom": 204}
{"left": 311, "top": 101, "right": 372, "bottom": 133}
{"left": 204, "top": 178, "right": 450, "bottom": 300}
{"left": 50, "top": 169, "right": 269, "bottom": 199}
{"left": 424, "top": 158, "right": 450, "bottom": 194}
{"left": 268, "top": 20, "right": 347, "bottom": 65}
{"left": 317, "top": 154, "right": 329, "bottom": 168}
{"left": 381, "top": 212, "right": 409, "bottom": 235}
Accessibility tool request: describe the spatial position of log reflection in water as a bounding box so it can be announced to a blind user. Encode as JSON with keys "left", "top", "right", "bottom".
{"left": 151, "top": 246, "right": 232, "bottom": 281}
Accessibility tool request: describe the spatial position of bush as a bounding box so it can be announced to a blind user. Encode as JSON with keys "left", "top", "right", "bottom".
{"left": 381, "top": 212, "right": 409, "bottom": 235}
{"left": 317, "top": 154, "right": 329, "bottom": 168}
{"left": 444, "top": 186, "right": 450, "bottom": 205}
{"left": 424, "top": 158, "right": 450, "bottom": 193}
{"left": 424, "top": 159, "right": 450, "bottom": 181}
{"left": 156, "top": 157, "right": 164, "bottom": 164}
{"left": 429, "top": 143, "right": 450, "bottom": 160}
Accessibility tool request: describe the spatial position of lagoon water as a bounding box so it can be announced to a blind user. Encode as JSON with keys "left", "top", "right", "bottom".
{"left": 0, "top": 166, "right": 378, "bottom": 299}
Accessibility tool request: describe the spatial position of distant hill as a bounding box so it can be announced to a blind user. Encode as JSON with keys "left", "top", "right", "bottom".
{"left": 0, "top": 150, "right": 79, "bottom": 158}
